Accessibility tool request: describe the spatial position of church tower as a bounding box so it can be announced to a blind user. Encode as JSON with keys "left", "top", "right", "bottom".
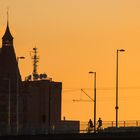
{"left": 0, "top": 15, "right": 21, "bottom": 134}
{"left": 0, "top": 19, "right": 19, "bottom": 78}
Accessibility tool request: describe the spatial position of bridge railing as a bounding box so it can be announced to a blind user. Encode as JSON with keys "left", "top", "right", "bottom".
{"left": 80, "top": 120, "right": 140, "bottom": 133}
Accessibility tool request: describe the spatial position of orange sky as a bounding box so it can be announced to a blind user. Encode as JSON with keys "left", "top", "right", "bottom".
{"left": 1, "top": 0, "right": 140, "bottom": 122}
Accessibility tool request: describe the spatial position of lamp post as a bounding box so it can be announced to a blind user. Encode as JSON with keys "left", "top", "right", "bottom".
{"left": 16, "top": 56, "right": 25, "bottom": 135}
{"left": 89, "top": 71, "right": 96, "bottom": 132}
{"left": 116, "top": 49, "right": 125, "bottom": 128}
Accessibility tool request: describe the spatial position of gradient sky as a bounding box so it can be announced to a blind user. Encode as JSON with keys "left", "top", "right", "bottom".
{"left": 1, "top": 0, "right": 140, "bottom": 123}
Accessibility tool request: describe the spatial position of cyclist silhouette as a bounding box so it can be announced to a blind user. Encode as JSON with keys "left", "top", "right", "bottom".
{"left": 97, "top": 117, "right": 102, "bottom": 131}
{"left": 88, "top": 119, "right": 93, "bottom": 132}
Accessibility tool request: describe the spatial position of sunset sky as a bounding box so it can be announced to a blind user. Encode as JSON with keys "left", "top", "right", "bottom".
{"left": 1, "top": 0, "right": 140, "bottom": 123}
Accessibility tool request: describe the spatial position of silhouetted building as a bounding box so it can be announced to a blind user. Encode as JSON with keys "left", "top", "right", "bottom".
{"left": 21, "top": 80, "right": 62, "bottom": 134}
{"left": 0, "top": 21, "right": 21, "bottom": 134}
{"left": 0, "top": 20, "right": 79, "bottom": 135}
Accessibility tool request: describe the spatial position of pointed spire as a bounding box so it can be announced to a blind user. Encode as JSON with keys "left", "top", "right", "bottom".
{"left": 2, "top": 9, "right": 13, "bottom": 41}
{"left": 7, "top": 7, "right": 9, "bottom": 26}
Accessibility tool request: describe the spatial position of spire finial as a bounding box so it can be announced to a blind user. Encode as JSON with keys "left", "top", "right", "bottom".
{"left": 7, "top": 7, "right": 9, "bottom": 25}
{"left": 2, "top": 7, "right": 13, "bottom": 41}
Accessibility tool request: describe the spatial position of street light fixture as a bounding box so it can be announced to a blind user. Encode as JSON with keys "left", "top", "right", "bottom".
{"left": 116, "top": 49, "right": 125, "bottom": 128}
{"left": 89, "top": 71, "right": 96, "bottom": 132}
{"left": 16, "top": 56, "right": 25, "bottom": 135}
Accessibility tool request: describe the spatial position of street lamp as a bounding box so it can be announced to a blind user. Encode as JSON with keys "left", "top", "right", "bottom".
{"left": 116, "top": 49, "right": 125, "bottom": 128}
{"left": 16, "top": 56, "right": 25, "bottom": 135}
{"left": 89, "top": 71, "right": 96, "bottom": 132}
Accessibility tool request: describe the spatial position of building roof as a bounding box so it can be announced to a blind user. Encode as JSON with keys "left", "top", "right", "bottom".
{"left": 0, "top": 20, "right": 20, "bottom": 81}
{"left": 2, "top": 23, "right": 13, "bottom": 41}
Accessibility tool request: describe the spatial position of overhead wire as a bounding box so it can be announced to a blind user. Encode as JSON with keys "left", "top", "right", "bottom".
{"left": 63, "top": 86, "right": 140, "bottom": 93}
{"left": 62, "top": 86, "right": 140, "bottom": 102}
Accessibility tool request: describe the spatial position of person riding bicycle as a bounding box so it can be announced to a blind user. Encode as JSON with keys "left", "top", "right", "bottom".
{"left": 88, "top": 119, "right": 93, "bottom": 132}
{"left": 97, "top": 117, "right": 102, "bottom": 131}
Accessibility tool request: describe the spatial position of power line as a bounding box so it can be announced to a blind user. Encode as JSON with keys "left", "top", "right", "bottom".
{"left": 63, "top": 86, "right": 140, "bottom": 93}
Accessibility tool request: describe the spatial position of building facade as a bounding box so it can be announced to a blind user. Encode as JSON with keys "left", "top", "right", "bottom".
{"left": 21, "top": 80, "right": 62, "bottom": 134}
